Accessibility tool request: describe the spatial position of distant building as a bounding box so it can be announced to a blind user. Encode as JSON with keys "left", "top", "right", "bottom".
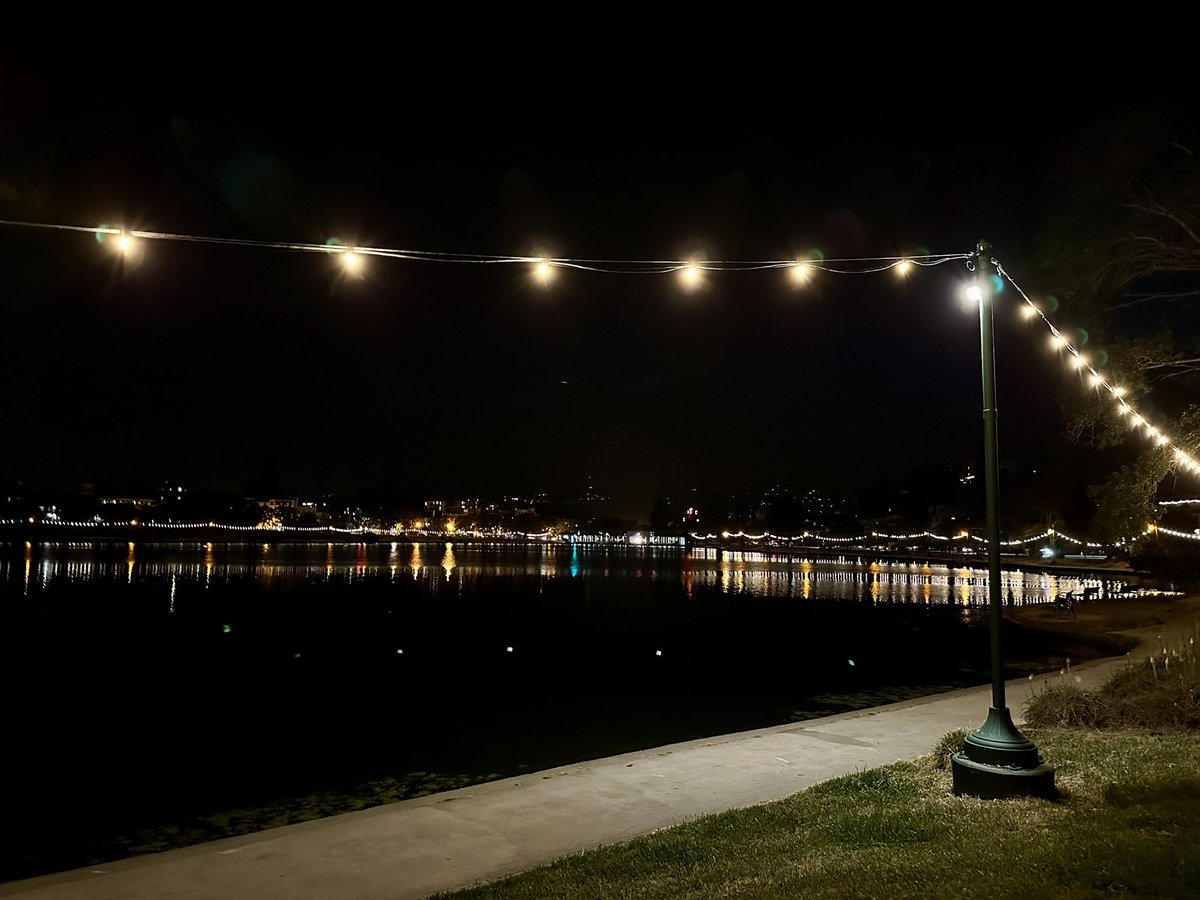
{"left": 260, "top": 497, "right": 299, "bottom": 511}
{"left": 99, "top": 497, "right": 158, "bottom": 508}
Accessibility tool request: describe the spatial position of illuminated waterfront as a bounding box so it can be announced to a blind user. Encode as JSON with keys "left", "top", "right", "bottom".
{"left": 1, "top": 541, "right": 1140, "bottom": 880}
{"left": 3, "top": 540, "right": 1131, "bottom": 606}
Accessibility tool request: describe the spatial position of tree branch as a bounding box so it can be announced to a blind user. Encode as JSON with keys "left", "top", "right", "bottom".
{"left": 1106, "top": 290, "right": 1200, "bottom": 310}
{"left": 1122, "top": 201, "right": 1200, "bottom": 249}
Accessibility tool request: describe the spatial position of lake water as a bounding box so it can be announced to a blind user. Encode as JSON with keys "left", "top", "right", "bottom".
{"left": 0, "top": 541, "right": 1136, "bottom": 878}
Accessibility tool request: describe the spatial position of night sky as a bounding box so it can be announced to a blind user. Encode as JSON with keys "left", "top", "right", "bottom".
{"left": 0, "top": 59, "right": 1185, "bottom": 517}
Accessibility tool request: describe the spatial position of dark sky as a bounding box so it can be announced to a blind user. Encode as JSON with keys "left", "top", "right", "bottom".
{"left": 0, "top": 59, "right": 1183, "bottom": 517}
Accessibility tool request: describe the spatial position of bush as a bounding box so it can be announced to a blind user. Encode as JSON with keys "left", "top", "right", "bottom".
{"left": 1023, "top": 630, "right": 1199, "bottom": 730}
{"left": 1023, "top": 682, "right": 1106, "bottom": 727}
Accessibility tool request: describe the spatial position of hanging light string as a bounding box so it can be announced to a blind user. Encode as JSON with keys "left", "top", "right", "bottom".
{"left": 0, "top": 217, "right": 970, "bottom": 275}
{"left": 1146, "top": 524, "right": 1200, "bottom": 542}
{"left": 1, "top": 516, "right": 1110, "bottom": 548}
{"left": 689, "top": 527, "right": 1105, "bottom": 548}
{"left": 995, "top": 261, "right": 1200, "bottom": 480}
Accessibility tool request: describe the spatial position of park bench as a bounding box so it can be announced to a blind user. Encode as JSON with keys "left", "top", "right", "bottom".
{"left": 1054, "top": 591, "right": 1077, "bottom": 618}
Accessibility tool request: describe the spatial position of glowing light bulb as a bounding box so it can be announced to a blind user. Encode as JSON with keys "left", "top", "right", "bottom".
{"left": 789, "top": 262, "right": 811, "bottom": 284}
{"left": 1021, "top": 304, "right": 1038, "bottom": 318}
{"left": 679, "top": 262, "right": 702, "bottom": 290}
{"left": 533, "top": 259, "right": 554, "bottom": 285}
{"left": 1088, "top": 372, "right": 1102, "bottom": 388}
{"left": 1113, "top": 386, "right": 1126, "bottom": 397}
{"left": 1069, "top": 354, "right": 1086, "bottom": 369}
{"left": 1050, "top": 334, "right": 1065, "bottom": 349}
{"left": 895, "top": 260, "right": 911, "bottom": 276}
{"left": 965, "top": 285, "right": 982, "bottom": 303}
{"left": 116, "top": 233, "right": 135, "bottom": 254}
{"left": 341, "top": 249, "right": 362, "bottom": 273}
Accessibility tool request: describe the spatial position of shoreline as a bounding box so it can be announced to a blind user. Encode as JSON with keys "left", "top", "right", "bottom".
{"left": 1, "top": 531, "right": 1151, "bottom": 584}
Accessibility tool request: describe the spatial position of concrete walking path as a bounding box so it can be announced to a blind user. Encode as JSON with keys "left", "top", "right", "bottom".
{"left": 3, "top": 615, "right": 1195, "bottom": 900}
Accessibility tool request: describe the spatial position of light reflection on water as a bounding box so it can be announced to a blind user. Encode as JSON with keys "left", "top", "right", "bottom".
{"left": 0, "top": 536, "right": 1147, "bottom": 873}
{"left": 0, "top": 541, "right": 1135, "bottom": 607}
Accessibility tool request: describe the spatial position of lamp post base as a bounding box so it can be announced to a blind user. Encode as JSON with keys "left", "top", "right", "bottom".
{"left": 951, "top": 706, "right": 1056, "bottom": 799}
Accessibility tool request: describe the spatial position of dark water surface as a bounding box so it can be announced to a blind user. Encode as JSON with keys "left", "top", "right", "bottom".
{"left": 0, "top": 541, "right": 1135, "bottom": 879}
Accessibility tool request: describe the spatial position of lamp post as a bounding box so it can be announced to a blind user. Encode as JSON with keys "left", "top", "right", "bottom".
{"left": 950, "top": 240, "right": 1056, "bottom": 799}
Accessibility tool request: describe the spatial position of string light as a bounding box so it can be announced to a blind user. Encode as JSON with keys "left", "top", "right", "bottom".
{"left": 1142, "top": 525, "right": 1200, "bottom": 542}
{"left": 3, "top": 517, "right": 1111, "bottom": 548}
{"left": 340, "top": 248, "right": 363, "bottom": 274}
{"left": 0, "top": 218, "right": 969, "bottom": 281}
{"left": 679, "top": 261, "right": 703, "bottom": 290}
{"left": 533, "top": 259, "right": 554, "bottom": 285}
{"left": 691, "top": 527, "right": 1104, "bottom": 548}
{"left": 998, "top": 261, "right": 1200, "bottom": 477}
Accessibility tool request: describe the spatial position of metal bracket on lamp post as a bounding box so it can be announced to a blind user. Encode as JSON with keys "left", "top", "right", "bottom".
{"left": 950, "top": 240, "right": 1056, "bottom": 799}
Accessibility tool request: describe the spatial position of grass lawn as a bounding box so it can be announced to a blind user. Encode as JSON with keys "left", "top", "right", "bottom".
{"left": 440, "top": 727, "right": 1200, "bottom": 898}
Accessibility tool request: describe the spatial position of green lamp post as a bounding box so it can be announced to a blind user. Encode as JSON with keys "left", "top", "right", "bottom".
{"left": 950, "top": 240, "right": 1056, "bottom": 799}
